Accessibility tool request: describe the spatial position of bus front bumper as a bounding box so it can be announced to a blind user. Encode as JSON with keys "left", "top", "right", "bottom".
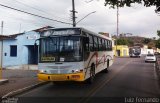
{"left": 38, "top": 73, "right": 85, "bottom": 82}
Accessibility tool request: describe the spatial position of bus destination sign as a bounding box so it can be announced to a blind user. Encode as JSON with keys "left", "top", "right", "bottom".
{"left": 42, "top": 29, "right": 80, "bottom": 37}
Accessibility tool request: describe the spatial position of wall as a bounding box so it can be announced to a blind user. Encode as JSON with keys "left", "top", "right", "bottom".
{"left": 146, "top": 49, "right": 154, "bottom": 54}
{"left": 2, "top": 31, "right": 40, "bottom": 68}
{"left": 0, "top": 41, "right": 2, "bottom": 67}
{"left": 113, "top": 45, "right": 129, "bottom": 57}
{"left": 141, "top": 48, "right": 154, "bottom": 55}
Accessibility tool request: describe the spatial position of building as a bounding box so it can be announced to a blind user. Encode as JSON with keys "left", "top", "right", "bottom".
{"left": 0, "top": 26, "right": 53, "bottom": 70}
{"left": 141, "top": 45, "right": 155, "bottom": 55}
{"left": 113, "top": 45, "right": 129, "bottom": 57}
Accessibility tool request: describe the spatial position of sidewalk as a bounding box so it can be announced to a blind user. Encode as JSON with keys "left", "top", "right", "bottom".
{"left": 0, "top": 79, "right": 8, "bottom": 85}
{"left": 0, "top": 69, "right": 42, "bottom": 97}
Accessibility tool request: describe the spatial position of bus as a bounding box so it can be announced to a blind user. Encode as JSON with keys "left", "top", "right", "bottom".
{"left": 129, "top": 46, "right": 141, "bottom": 58}
{"left": 37, "top": 27, "right": 114, "bottom": 84}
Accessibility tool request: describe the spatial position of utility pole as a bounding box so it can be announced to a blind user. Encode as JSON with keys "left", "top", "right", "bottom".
{"left": 0, "top": 21, "right": 3, "bottom": 79}
{"left": 1, "top": 21, "right": 3, "bottom": 35}
{"left": 71, "top": 0, "right": 76, "bottom": 27}
{"left": 117, "top": 3, "right": 119, "bottom": 39}
{"left": 0, "top": 21, "right": 8, "bottom": 83}
{"left": 116, "top": 2, "right": 119, "bottom": 56}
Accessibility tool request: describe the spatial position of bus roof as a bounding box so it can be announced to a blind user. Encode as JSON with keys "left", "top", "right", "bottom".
{"left": 43, "top": 27, "right": 112, "bottom": 40}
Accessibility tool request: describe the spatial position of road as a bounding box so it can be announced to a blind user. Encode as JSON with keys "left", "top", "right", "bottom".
{"left": 14, "top": 56, "right": 160, "bottom": 103}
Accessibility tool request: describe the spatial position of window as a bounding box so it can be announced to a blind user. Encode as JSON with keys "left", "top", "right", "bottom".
{"left": 105, "top": 40, "right": 109, "bottom": 50}
{"left": 10, "top": 45, "right": 17, "bottom": 57}
{"left": 88, "top": 34, "right": 94, "bottom": 51}
{"left": 98, "top": 38, "right": 102, "bottom": 51}
{"left": 104, "top": 40, "right": 112, "bottom": 51}
{"left": 40, "top": 37, "right": 82, "bottom": 62}
{"left": 93, "top": 36, "right": 98, "bottom": 51}
{"left": 108, "top": 41, "right": 112, "bottom": 51}
{"left": 102, "top": 39, "right": 106, "bottom": 51}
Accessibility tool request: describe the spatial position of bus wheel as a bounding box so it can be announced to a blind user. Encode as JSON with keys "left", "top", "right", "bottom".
{"left": 103, "top": 60, "right": 109, "bottom": 73}
{"left": 87, "top": 65, "right": 95, "bottom": 84}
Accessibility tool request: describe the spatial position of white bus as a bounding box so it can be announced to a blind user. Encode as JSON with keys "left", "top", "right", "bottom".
{"left": 129, "top": 46, "right": 141, "bottom": 58}
{"left": 37, "top": 27, "right": 114, "bottom": 84}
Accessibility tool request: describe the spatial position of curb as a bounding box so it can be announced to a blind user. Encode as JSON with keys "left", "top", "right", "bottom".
{"left": 0, "top": 79, "right": 9, "bottom": 85}
{"left": 2, "top": 81, "right": 49, "bottom": 99}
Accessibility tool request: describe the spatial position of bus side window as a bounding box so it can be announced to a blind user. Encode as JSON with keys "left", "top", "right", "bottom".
{"left": 88, "top": 34, "right": 94, "bottom": 51}
{"left": 84, "top": 37, "right": 89, "bottom": 52}
{"left": 110, "top": 41, "right": 112, "bottom": 50}
{"left": 108, "top": 41, "right": 112, "bottom": 51}
{"left": 83, "top": 37, "right": 90, "bottom": 61}
{"left": 98, "top": 38, "right": 102, "bottom": 51}
{"left": 93, "top": 36, "right": 98, "bottom": 51}
{"left": 105, "top": 40, "right": 109, "bottom": 51}
{"left": 102, "top": 39, "right": 106, "bottom": 51}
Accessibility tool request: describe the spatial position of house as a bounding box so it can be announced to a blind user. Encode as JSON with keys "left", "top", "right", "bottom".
{"left": 113, "top": 45, "right": 129, "bottom": 57}
{"left": 0, "top": 26, "right": 53, "bottom": 70}
{"left": 141, "top": 45, "right": 155, "bottom": 55}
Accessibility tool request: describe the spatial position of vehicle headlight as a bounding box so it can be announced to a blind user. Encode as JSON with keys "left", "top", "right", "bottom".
{"left": 71, "top": 69, "right": 83, "bottom": 73}
{"left": 39, "top": 69, "right": 46, "bottom": 73}
{"left": 75, "top": 69, "right": 79, "bottom": 72}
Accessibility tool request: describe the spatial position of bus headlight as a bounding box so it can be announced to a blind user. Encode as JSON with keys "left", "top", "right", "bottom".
{"left": 72, "top": 69, "right": 83, "bottom": 73}
{"left": 75, "top": 69, "right": 79, "bottom": 72}
{"left": 39, "top": 69, "right": 46, "bottom": 73}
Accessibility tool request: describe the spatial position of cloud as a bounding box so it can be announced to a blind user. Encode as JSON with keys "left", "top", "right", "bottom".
{"left": 119, "top": 5, "right": 160, "bottom": 38}
{"left": 0, "top": 0, "right": 159, "bottom": 38}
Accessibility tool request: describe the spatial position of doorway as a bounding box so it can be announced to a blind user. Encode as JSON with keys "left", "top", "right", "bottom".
{"left": 116, "top": 50, "right": 120, "bottom": 56}
{"left": 26, "top": 45, "right": 38, "bottom": 64}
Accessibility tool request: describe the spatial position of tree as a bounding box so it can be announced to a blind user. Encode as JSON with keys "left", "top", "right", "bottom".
{"left": 148, "top": 41, "right": 155, "bottom": 49}
{"left": 155, "top": 30, "right": 160, "bottom": 49}
{"left": 104, "top": 0, "right": 160, "bottom": 13}
{"left": 142, "top": 38, "right": 151, "bottom": 44}
{"left": 155, "top": 39, "right": 160, "bottom": 49}
{"left": 127, "top": 39, "right": 134, "bottom": 46}
{"left": 157, "top": 30, "right": 160, "bottom": 37}
{"left": 116, "top": 38, "right": 128, "bottom": 45}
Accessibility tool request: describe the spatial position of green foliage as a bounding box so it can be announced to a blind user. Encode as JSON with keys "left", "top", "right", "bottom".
{"left": 104, "top": 0, "right": 160, "bottom": 12}
{"left": 148, "top": 41, "right": 155, "bottom": 49}
{"left": 127, "top": 39, "right": 134, "bottom": 46}
{"left": 156, "top": 31, "right": 160, "bottom": 48}
{"left": 157, "top": 30, "right": 160, "bottom": 37}
{"left": 142, "top": 38, "right": 151, "bottom": 44}
{"left": 116, "top": 38, "right": 128, "bottom": 45}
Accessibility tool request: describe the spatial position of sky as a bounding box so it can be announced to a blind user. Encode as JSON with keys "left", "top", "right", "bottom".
{"left": 0, "top": 0, "right": 159, "bottom": 38}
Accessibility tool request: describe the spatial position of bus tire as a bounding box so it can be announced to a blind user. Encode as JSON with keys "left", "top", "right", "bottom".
{"left": 87, "top": 64, "right": 95, "bottom": 84}
{"left": 103, "top": 59, "right": 109, "bottom": 73}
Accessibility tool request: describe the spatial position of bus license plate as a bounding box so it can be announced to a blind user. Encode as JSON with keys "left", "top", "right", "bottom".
{"left": 51, "top": 75, "right": 66, "bottom": 81}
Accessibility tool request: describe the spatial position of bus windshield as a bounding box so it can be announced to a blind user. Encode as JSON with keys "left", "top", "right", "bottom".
{"left": 40, "top": 36, "right": 82, "bottom": 62}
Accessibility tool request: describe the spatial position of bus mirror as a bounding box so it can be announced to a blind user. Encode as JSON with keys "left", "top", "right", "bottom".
{"left": 34, "top": 39, "right": 39, "bottom": 50}
{"left": 85, "top": 37, "right": 89, "bottom": 44}
{"left": 34, "top": 42, "right": 37, "bottom": 46}
{"left": 34, "top": 42, "right": 37, "bottom": 50}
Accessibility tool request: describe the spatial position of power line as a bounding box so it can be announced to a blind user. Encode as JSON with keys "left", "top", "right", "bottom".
{"left": 13, "top": 0, "right": 48, "bottom": 13}
{"left": 0, "top": 12, "right": 51, "bottom": 27}
{"left": 12, "top": 0, "right": 70, "bottom": 21}
{"left": 17, "top": 0, "right": 70, "bottom": 19}
{"left": 0, "top": 3, "right": 72, "bottom": 25}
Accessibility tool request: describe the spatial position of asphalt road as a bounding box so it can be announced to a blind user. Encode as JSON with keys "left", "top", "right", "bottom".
{"left": 13, "top": 56, "right": 160, "bottom": 103}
